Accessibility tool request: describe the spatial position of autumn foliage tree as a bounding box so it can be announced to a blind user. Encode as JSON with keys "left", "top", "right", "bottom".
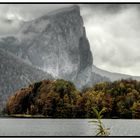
{"left": 6, "top": 78, "right": 140, "bottom": 119}
{"left": 6, "top": 79, "right": 79, "bottom": 118}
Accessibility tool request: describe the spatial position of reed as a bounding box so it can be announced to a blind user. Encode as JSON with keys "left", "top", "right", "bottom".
{"left": 90, "top": 107, "right": 110, "bottom": 136}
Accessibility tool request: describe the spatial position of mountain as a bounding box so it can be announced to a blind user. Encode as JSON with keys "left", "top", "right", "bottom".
{"left": 0, "top": 5, "right": 94, "bottom": 89}
{"left": 0, "top": 48, "right": 52, "bottom": 109}
{"left": 93, "top": 65, "right": 140, "bottom": 81}
{"left": 0, "top": 5, "right": 110, "bottom": 110}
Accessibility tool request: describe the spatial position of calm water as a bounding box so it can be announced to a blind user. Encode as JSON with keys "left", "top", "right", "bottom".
{"left": 0, "top": 118, "right": 140, "bottom": 136}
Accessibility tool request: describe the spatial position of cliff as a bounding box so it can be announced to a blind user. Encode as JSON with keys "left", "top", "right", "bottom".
{"left": 0, "top": 5, "right": 93, "bottom": 89}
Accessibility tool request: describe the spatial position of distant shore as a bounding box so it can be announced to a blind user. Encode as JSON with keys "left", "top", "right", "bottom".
{"left": 0, "top": 114, "right": 134, "bottom": 119}
{"left": 0, "top": 114, "right": 46, "bottom": 119}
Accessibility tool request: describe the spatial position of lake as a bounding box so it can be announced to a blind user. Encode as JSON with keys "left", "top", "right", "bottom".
{"left": 0, "top": 118, "right": 139, "bottom": 136}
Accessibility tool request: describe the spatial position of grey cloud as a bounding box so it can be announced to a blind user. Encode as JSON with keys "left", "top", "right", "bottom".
{"left": 81, "top": 4, "right": 140, "bottom": 14}
{"left": 80, "top": 4, "right": 140, "bottom": 76}
{"left": 6, "top": 4, "right": 73, "bottom": 20}
{"left": 3, "top": 19, "right": 13, "bottom": 24}
{"left": 0, "top": 4, "right": 73, "bottom": 35}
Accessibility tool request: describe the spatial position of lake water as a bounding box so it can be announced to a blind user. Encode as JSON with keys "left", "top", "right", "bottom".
{"left": 0, "top": 118, "right": 140, "bottom": 136}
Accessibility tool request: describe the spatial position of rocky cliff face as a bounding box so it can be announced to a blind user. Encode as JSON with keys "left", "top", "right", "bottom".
{"left": 0, "top": 5, "right": 93, "bottom": 89}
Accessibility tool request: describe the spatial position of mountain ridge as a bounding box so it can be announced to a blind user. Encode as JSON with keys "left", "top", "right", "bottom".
{"left": 93, "top": 65, "right": 140, "bottom": 81}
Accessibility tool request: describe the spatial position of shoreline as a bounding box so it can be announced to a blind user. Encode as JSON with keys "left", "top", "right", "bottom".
{"left": 0, "top": 115, "right": 139, "bottom": 120}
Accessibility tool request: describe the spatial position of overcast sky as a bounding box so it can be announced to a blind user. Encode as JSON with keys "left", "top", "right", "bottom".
{"left": 0, "top": 4, "right": 140, "bottom": 76}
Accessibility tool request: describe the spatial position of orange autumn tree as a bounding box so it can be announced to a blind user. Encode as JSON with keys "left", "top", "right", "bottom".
{"left": 6, "top": 79, "right": 79, "bottom": 118}
{"left": 6, "top": 78, "right": 140, "bottom": 118}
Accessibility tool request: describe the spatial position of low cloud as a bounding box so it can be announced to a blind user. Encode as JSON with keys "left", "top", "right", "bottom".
{"left": 0, "top": 4, "right": 72, "bottom": 36}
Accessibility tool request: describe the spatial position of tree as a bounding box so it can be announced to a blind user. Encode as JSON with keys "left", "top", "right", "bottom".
{"left": 131, "top": 101, "right": 140, "bottom": 119}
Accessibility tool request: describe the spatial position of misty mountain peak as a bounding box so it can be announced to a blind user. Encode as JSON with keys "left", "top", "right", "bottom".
{"left": 42, "top": 5, "right": 81, "bottom": 18}
{"left": 20, "top": 5, "right": 83, "bottom": 36}
{"left": 0, "top": 5, "right": 93, "bottom": 89}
